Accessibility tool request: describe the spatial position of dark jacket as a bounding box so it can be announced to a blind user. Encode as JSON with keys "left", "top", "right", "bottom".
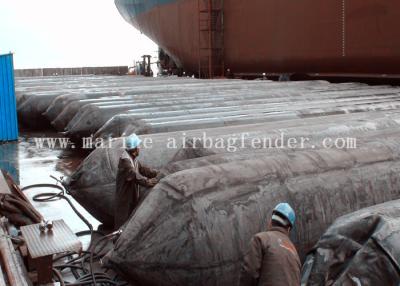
{"left": 114, "top": 151, "right": 157, "bottom": 229}
{"left": 239, "top": 226, "right": 301, "bottom": 286}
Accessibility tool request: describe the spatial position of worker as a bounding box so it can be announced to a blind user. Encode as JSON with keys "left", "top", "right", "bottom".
{"left": 114, "top": 134, "right": 158, "bottom": 229}
{"left": 239, "top": 203, "right": 300, "bottom": 286}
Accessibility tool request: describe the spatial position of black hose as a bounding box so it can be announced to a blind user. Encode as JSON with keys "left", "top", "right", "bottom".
{"left": 89, "top": 235, "right": 109, "bottom": 285}
{"left": 66, "top": 279, "right": 120, "bottom": 286}
{"left": 54, "top": 264, "right": 86, "bottom": 271}
{"left": 53, "top": 268, "right": 66, "bottom": 286}
{"left": 21, "top": 183, "right": 64, "bottom": 197}
{"left": 54, "top": 252, "right": 82, "bottom": 279}
{"left": 21, "top": 182, "right": 98, "bottom": 285}
{"left": 54, "top": 252, "right": 77, "bottom": 262}
{"left": 66, "top": 272, "right": 121, "bottom": 285}
{"left": 76, "top": 272, "right": 110, "bottom": 282}
{"left": 21, "top": 180, "right": 123, "bottom": 286}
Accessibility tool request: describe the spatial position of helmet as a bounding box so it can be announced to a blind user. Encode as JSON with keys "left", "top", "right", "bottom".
{"left": 272, "top": 203, "right": 296, "bottom": 227}
{"left": 125, "top": 134, "right": 142, "bottom": 150}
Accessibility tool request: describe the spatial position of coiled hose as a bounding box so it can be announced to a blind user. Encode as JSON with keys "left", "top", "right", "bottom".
{"left": 21, "top": 177, "right": 123, "bottom": 285}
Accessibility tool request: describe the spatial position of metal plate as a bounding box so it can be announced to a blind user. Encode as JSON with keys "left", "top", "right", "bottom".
{"left": 20, "top": 220, "right": 81, "bottom": 259}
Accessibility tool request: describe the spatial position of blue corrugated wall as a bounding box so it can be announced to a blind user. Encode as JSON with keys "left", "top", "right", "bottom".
{"left": 0, "top": 53, "right": 18, "bottom": 142}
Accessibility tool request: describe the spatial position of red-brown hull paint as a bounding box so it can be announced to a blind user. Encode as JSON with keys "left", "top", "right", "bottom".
{"left": 123, "top": 0, "right": 400, "bottom": 75}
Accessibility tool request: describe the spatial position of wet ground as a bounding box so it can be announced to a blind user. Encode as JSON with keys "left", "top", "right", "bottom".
{"left": 0, "top": 128, "right": 127, "bottom": 284}
{"left": 0, "top": 129, "right": 99, "bottom": 243}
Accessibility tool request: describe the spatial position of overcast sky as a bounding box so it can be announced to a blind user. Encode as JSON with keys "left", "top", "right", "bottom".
{"left": 0, "top": 0, "right": 157, "bottom": 68}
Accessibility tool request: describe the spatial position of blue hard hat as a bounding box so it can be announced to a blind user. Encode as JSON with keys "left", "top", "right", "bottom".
{"left": 125, "top": 134, "right": 142, "bottom": 150}
{"left": 273, "top": 203, "right": 296, "bottom": 227}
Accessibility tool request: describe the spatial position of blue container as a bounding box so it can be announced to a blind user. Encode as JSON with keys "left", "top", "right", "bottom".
{"left": 0, "top": 53, "right": 18, "bottom": 142}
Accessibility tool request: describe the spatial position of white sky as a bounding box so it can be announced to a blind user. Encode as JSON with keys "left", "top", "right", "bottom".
{"left": 0, "top": 0, "right": 158, "bottom": 68}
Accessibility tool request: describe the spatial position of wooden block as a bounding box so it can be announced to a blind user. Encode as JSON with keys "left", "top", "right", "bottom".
{"left": 35, "top": 255, "right": 53, "bottom": 285}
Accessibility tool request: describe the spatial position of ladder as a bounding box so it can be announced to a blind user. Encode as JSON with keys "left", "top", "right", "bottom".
{"left": 198, "top": 0, "right": 224, "bottom": 78}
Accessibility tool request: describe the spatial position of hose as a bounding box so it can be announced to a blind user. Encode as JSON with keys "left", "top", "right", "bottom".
{"left": 21, "top": 183, "right": 92, "bottom": 233}
{"left": 21, "top": 181, "right": 99, "bottom": 285}
{"left": 53, "top": 268, "right": 66, "bottom": 286}
{"left": 21, "top": 178, "right": 123, "bottom": 285}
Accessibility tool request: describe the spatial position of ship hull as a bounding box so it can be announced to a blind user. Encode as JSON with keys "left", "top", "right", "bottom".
{"left": 115, "top": 0, "right": 400, "bottom": 75}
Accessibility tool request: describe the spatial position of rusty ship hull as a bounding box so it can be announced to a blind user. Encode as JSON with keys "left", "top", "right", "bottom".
{"left": 115, "top": 0, "right": 400, "bottom": 76}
